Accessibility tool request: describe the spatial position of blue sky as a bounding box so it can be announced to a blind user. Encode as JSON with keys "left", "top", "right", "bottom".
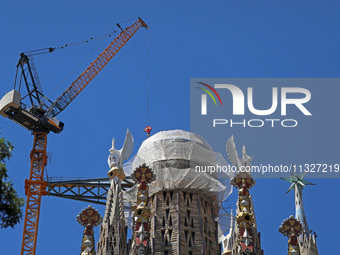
{"left": 0, "top": 1, "right": 339, "bottom": 254}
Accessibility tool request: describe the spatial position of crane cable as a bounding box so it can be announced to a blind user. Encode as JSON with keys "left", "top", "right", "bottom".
{"left": 23, "top": 18, "right": 139, "bottom": 56}
{"left": 46, "top": 37, "right": 107, "bottom": 98}
{"left": 24, "top": 31, "right": 119, "bottom": 56}
{"left": 143, "top": 28, "right": 152, "bottom": 137}
{"left": 146, "top": 29, "right": 150, "bottom": 126}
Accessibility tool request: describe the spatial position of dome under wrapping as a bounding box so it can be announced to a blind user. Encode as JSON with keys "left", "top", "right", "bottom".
{"left": 122, "top": 130, "right": 233, "bottom": 234}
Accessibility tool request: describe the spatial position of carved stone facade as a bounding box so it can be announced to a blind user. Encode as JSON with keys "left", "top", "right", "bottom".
{"left": 96, "top": 215, "right": 128, "bottom": 255}
{"left": 97, "top": 181, "right": 128, "bottom": 255}
{"left": 300, "top": 233, "right": 318, "bottom": 255}
{"left": 149, "top": 190, "right": 220, "bottom": 255}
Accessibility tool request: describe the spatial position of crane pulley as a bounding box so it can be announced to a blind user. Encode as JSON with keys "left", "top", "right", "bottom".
{"left": 0, "top": 17, "right": 148, "bottom": 255}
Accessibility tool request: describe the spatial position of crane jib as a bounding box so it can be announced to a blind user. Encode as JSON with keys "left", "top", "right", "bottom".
{"left": 48, "top": 18, "right": 147, "bottom": 118}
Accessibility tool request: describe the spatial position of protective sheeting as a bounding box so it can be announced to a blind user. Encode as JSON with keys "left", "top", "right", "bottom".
{"left": 122, "top": 130, "right": 233, "bottom": 235}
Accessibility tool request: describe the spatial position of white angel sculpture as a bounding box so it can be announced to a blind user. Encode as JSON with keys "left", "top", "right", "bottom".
{"left": 107, "top": 129, "right": 134, "bottom": 180}
{"left": 226, "top": 135, "right": 253, "bottom": 172}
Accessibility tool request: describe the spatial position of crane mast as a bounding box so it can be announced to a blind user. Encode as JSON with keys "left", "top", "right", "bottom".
{"left": 21, "top": 132, "right": 48, "bottom": 255}
{"left": 0, "top": 17, "right": 148, "bottom": 255}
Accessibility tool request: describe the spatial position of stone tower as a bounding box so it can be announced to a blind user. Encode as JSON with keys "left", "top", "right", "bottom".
{"left": 128, "top": 130, "right": 232, "bottom": 254}
{"left": 221, "top": 136, "right": 263, "bottom": 255}
{"left": 96, "top": 179, "right": 128, "bottom": 255}
{"left": 97, "top": 129, "right": 134, "bottom": 255}
{"left": 97, "top": 130, "right": 233, "bottom": 255}
{"left": 230, "top": 172, "right": 263, "bottom": 255}
{"left": 280, "top": 172, "right": 319, "bottom": 255}
{"left": 77, "top": 205, "right": 102, "bottom": 255}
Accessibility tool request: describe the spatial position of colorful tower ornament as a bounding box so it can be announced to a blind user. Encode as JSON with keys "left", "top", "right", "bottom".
{"left": 279, "top": 215, "right": 302, "bottom": 255}
{"left": 226, "top": 135, "right": 263, "bottom": 255}
{"left": 231, "top": 172, "right": 262, "bottom": 254}
{"left": 131, "top": 163, "right": 156, "bottom": 255}
{"left": 77, "top": 205, "right": 103, "bottom": 255}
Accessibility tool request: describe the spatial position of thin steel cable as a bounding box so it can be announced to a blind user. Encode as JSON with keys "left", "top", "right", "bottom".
{"left": 47, "top": 21, "right": 126, "bottom": 97}
{"left": 55, "top": 31, "right": 119, "bottom": 49}
{"left": 46, "top": 37, "right": 107, "bottom": 98}
{"left": 146, "top": 29, "right": 150, "bottom": 125}
{"left": 23, "top": 18, "right": 138, "bottom": 55}
{"left": 23, "top": 32, "right": 118, "bottom": 56}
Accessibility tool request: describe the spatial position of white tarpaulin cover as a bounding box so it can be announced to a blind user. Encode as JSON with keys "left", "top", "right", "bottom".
{"left": 122, "top": 130, "right": 233, "bottom": 234}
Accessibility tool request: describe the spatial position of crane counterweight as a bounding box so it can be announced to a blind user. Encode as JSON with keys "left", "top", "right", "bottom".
{"left": 0, "top": 90, "right": 64, "bottom": 134}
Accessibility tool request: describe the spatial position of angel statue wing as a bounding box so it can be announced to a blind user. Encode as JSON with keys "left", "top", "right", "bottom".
{"left": 118, "top": 129, "right": 134, "bottom": 168}
{"left": 226, "top": 135, "right": 242, "bottom": 171}
{"left": 241, "top": 145, "right": 253, "bottom": 168}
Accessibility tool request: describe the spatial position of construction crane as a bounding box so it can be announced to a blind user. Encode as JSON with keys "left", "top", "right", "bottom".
{"left": 0, "top": 17, "right": 148, "bottom": 255}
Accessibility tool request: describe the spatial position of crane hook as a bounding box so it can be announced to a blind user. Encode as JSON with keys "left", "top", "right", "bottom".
{"left": 143, "top": 126, "right": 152, "bottom": 137}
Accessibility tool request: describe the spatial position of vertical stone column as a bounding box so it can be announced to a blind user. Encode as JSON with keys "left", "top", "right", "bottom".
{"left": 77, "top": 205, "right": 102, "bottom": 255}
{"left": 97, "top": 165, "right": 129, "bottom": 255}
{"left": 279, "top": 216, "right": 302, "bottom": 255}
{"left": 131, "top": 164, "right": 156, "bottom": 255}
